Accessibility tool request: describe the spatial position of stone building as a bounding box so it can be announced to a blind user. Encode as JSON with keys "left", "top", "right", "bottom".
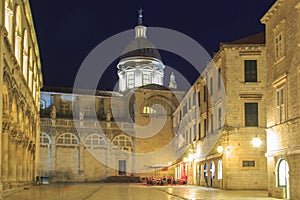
{"left": 0, "top": 0, "right": 43, "bottom": 193}
{"left": 172, "top": 32, "right": 268, "bottom": 189}
{"left": 261, "top": 0, "right": 300, "bottom": 199}
{"left": 38, "top": 11, "right": 184, "bottom": 182}
{"left": 39, "top": 85, "right": 182, "bottom": 182}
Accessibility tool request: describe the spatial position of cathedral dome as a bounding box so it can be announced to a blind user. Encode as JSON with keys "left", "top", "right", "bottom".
{"left": 120, "top": 38, "right": 161, "bottom": 60}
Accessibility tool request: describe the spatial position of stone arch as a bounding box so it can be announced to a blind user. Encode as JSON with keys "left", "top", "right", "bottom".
{"left": 2, "top": 84, "right": 10, "bottom": 117}
{"left": 276, "top": 159, "right": 290, "bottom": 199}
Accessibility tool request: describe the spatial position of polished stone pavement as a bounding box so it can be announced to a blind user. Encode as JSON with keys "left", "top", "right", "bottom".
{"left": 3, "top": 183, "right": 283, "bottom": 200}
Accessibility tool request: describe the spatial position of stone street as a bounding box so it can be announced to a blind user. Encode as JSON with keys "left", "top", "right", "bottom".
{"left": 3, "top": 183, "right": 283, "bottom": 200}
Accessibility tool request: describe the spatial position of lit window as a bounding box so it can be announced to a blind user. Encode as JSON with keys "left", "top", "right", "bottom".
{"left": 127, "top": 74, "right": 135, "bottom": 89}
{"left": 218, "top": 160, "right": 222, "bottom": 179}
{"left": 143, "top": 73, "right": 150, "bottom": 85}
{"left": 245, "top": 103, "right": 258, "bottom": 127}
{"left": 244, "top": 60, "right": 257, "bottom": 82}
{"left": 142, "top": 98, "right": 172, "bottom": 115}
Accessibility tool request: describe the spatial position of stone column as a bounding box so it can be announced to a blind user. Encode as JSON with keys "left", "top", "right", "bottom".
{"left": 0, "top": 26, "right": 6, "bottom": 197}
{"left": 8, "top": 137, "right": 17, "bottom": 186}
{"left": 1, "top": 130, "right": 9, "bottom": 188}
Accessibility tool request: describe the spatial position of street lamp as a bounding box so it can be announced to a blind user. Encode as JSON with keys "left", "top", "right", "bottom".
{"left": 217, "top": 145, "right": 223, "bottom": 154}
{"left": 252, "top": 136, "right": 262, "bottom": 147}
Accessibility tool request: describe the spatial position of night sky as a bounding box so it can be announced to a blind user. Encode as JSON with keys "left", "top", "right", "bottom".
{"left": 29, "top": 0, "right": 275, "bottom": 90}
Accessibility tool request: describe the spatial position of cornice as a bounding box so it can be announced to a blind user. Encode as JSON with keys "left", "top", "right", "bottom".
{"left": 261, "top": 0, "right": 286, "bottom": 24}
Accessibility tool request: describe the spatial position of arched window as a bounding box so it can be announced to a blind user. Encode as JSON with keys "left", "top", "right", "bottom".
{"left": 217, "top": 160, "right": 223, "bottom": 180}
{"left": 112, "top": 135, "right": 133, "bottom": 152}
{"left": 85, "top": 134, "right": 106, "bottom": 149}
{"left": 142, "top": 97, "right": 173, "bottom": 115}
{"left": 277, "top": 159, "right": 289, "bottom": 187}
{"left": 57, "top": 133, "right": 78, "bottom": 147}
{"left": 4, "top": 0, "right": 13, "bottom": 41}
{"left": 14, "top": 5, "right": 22, "bottom": 64}
{"left": 40, "top": 132, "right": 51, "bottom": 148}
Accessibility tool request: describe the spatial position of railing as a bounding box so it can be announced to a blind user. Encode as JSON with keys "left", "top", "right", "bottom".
{"left": 40, "top": 118, "right": 135, "bottom": 130}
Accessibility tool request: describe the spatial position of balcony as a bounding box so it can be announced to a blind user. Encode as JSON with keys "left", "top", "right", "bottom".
{"left": 40, "top": 118, "right": 135, "bottom": 130}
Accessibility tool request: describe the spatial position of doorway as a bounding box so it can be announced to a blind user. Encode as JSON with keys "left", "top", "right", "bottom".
{"left": 278, "top": 159, "right": 290, "bottom": 199}
{"left": 118, "top": 160, "right": 127, "bottom": 175}
{"left": 210, "top": 162, "right": 215, "bottom": 187}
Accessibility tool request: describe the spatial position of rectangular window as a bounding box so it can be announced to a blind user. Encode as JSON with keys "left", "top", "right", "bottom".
{"left": 276, "top": 87, "right": 285, "bottom": 123}
{"left": 84, "top": 104, "right": 94, "bottom": 116}
{"left": 143, "top": 74, "right": 150, "bottom": 85}
{"left": 198, "top": 123, "right": 201, "bottom": 140}
{"left": 198, "top": 92, "right": 201, "bottom": 107}
{"left": 194, "top": 123, "right": 197, "bottom": 141}
{"left": 218, "top": 68, "right": 221, "bottom": 88}
{"left": 210, "top": 114, "right": 214, "bottom": 133}
{"left": 190, "top": 127, "right": 192, "bottom": 143}
{"left": 242, "top": 160, "right": 255, "bottom": 167}
{"left": 127, "top": 74, "right": 135, "bottom": 89}
{"left": 218, "top": 108, "right": 222, "bottom": 130}
{"left": 210, "top": 77, "right": 213, "bottom": 96}
{"left": 244, "top": 60, "right": 257, "bottom": 82}
{"left": 203, "top": 85, "right": 207, "bottom": 102}
{"left": 245, "top": 103, "right": 258, "bottom": 127}
{"left": 275, "top": 33, "right": 284, "bottom": 59}
{"left": 204, "top": 118, "right": 207, "bottom": 137}
{"left": 59, "top": 103, "right": 70, "bottom": 115}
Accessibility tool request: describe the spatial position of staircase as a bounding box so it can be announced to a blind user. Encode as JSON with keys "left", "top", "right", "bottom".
{"left": 102, "top": 176, "right": 141, "bottom": 183}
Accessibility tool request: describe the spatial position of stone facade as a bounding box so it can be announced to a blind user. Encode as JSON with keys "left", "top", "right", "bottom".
{"left": 39, "top": 86, "right": 183, "bottom": 182}
{"left": 172, "top": 33, "right": 268, "bottom": 190}
{"left": 0, "top": 0, "right": 43, "bottom": 193}
{"left": 261, "top": 0, "right": 300, "bottom": 199}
